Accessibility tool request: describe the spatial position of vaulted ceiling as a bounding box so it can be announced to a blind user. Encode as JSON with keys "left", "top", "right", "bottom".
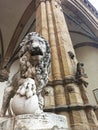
{"left": 61, "top": 0, "right": 98, "bottom": 49}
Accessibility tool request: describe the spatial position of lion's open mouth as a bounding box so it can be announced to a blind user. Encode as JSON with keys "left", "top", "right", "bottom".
{"left": 30, "top": 47, "right": 43, "bottom": 56}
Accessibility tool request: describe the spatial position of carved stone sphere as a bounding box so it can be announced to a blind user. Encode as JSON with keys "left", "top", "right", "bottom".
{"left": 11, "top": 94, "right": 40, "bottom": 115}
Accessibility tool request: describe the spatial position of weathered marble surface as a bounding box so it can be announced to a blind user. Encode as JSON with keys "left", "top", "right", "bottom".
{"left": 0, "top": 113, "right": 68, "bottom": 130}
{"left": 11, "top": 78, "right": 41, "bottom": 115}
{"left": 0, "top": 32, "right": 51, "bottom": 116}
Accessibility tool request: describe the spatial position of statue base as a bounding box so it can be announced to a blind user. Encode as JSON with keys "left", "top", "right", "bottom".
{"left": 0, "top": 112, "right": 68, "bottom": 130}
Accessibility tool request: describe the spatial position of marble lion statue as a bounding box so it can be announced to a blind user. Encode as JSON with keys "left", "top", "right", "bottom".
{"left": 0, "top": 32, "right": 51, "bottom": 116}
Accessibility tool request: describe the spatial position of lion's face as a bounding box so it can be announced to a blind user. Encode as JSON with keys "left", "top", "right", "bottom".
{"left": 28, "top": 38, "right": 46, "bottom": 57}
{"left": 19, "top": 32, "right": 47, "bottom": 58}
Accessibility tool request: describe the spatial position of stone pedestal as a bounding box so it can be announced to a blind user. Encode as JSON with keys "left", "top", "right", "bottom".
{"left": 0, "top": 113, "right": 68, "bottom": 130}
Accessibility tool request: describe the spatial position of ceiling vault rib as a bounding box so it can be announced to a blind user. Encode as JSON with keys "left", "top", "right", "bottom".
{"left": 74, "top": 42, "right": 98, "bottom": 49}
{"left": 69, "top": 30, "right": 98, "bottom": 42}
{"left": 62, "top": 6, "right": 96, "bottom": 38}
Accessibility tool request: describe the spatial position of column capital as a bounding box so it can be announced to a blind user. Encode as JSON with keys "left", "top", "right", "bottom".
{"left": 36, "top": 0, "right": 51, "bottom": 6}
{"left": 36, "top": 0, "right": 45, "bottom": 9}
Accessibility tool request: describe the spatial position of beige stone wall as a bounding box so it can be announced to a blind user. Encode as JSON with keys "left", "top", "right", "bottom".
{"left": 75, "top": 46, "right": 98, "bottom": 105}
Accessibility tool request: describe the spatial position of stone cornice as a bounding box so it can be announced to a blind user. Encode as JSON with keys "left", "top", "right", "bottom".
{"left": 47, "top": 76, "right": 77, "bottom": 87}
{"left": 82, "top": 0, "right": 98, "bottom": 18}
{"left": 44, "top": 104, "right": 98, "bottom": 112}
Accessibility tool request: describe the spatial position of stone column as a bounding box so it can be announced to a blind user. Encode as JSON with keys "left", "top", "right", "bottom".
{"left": 36, "top": 0, "right": 98, "bottom": 129}
{"left": 36, "top": 0, "right": 67, "bottom": 111}
{"left": 46, "top": 0, "right": 67, "bottom": 110}
{"left": 36, "top": 0, "right": 48, "bottom": 41}
{"left": 50, "top": 1, "right": 89, "bottom": 129}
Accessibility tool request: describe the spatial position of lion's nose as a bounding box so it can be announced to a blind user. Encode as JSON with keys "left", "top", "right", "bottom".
{"left": 33, "top": 47, "right": 40, "bottom": 51}
{"left": 32, "top": 42, "right": 39, "bottom": 48}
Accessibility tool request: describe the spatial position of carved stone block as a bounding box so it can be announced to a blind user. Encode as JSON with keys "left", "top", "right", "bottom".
{"left": 0, "top": 113, "right": 68, "bottom": 130}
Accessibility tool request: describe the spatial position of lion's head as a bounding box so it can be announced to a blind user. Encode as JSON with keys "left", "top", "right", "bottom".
{"left": 19, "top": 32, "right": 50, "bottom": 58}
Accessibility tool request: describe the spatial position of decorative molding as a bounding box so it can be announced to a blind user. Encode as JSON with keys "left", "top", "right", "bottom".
{"left": 47, "top": 80, "right": 64, "bottom": 86}
{"left": 44, "top": 104, "right": 98, "bottom": 112}
{"left": 47, "top": 77, "right": 77, "bottom": 87}
{"left": 82, "top": 0, "right": 98, "bottom": 18}
{"left": 64, "top": 77, "right": 76, "bottom": 84}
